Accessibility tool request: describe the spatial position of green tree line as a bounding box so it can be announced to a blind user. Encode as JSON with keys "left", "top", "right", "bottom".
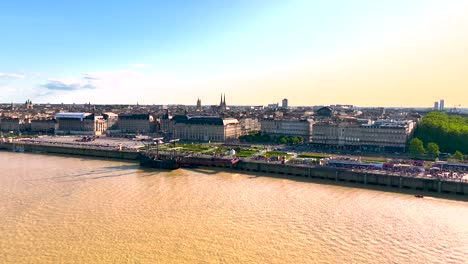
{"left": 415, "top": 112, "right": 468, "bottom": 154}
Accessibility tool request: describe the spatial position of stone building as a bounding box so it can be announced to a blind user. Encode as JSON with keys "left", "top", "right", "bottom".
{"left": 102, "top": 112, "right": 119, "bottom": 130}
{"left": 311, "top": 119, "right": 416, "bottom": 152}
{"left": 0, "top": 118, "right": 30, "bottom": 132}
{"left": 238, "top": 118, "right": 261, "bottom": 136}
{"left": 159, "top": 110, "right": 173, "bottom": 135}
{"left": 25, "top": 99, "right": 33, "bottom": 109}
{"left": 30, "top": 119, "right": 57, "bottom": 133}
{"left": 55, "top": 112, "right": 107, "bottom": 135}
{"left": 118, "top": 114, "right": 155, "bottom": 134}
{"left": 261, "top": 119, "right": 314, "bottom": 142}
{"left": 172, "top": 115, "right": 240, "bottom": 142}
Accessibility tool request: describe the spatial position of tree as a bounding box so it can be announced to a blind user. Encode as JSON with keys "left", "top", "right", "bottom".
{"left": 261, "top": 133, "right": 271, "bottom": 142}
{"left": 453, "top": 150, "right": 464, "bottom": 161}
{"left": 409, "top": 138, "right": 425, "bottom": 156}
{"left": 415, "top": 111, "right": 468, "bottom": 154}
{"left": 427, "top": 142, "right": 440, "bottom": 157}
{"left": 291, "top": 136, "right": 302, "bottom": 144}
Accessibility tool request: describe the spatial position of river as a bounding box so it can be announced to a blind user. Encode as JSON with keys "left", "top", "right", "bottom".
{"left": 0, "top": 152, "right": 467, "bottom": 263}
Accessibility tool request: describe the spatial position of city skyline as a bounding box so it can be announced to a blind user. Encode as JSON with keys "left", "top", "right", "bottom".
{"left": 1, "top": 0, "right": 467, "bottom": 107}
{"left": 3, "top": 97, "right": 464, "bottom": 110}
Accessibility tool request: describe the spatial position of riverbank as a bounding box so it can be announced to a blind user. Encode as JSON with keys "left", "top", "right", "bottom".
{"left": 1, "top": 141, "right": 467, "bottom": 197}
{"left": 0, "top": 141, "right": 139, "bottom": 160}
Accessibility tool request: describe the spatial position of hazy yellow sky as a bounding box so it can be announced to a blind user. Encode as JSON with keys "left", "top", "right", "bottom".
{"left": 201, "top": 5, "right": 468, "bottom": 107}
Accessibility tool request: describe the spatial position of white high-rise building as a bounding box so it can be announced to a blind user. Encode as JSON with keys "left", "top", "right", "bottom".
{"left": 434, "top": 101, "right": 439, "bottom": 110}
{"left": 282, "top": 98, "right": 288, "bottom": 109}
{"left": 440, "top": 99, "right": 445, "bottom": 111}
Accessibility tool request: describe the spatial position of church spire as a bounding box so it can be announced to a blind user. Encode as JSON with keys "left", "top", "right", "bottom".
{"left": 196, "top": 96, "right": 201, "bottom": 110}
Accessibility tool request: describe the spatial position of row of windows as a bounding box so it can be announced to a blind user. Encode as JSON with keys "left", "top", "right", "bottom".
{"left": 176, "top": 133, "right": 225, "bottom": 142}
{"left": 313, "top": 141, "right": 406, "bottom": 147}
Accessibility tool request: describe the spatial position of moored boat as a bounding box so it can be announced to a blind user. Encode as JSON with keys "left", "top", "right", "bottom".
{"left": 138, "top": 137, "right": 181, "bottom": 170}
{"left": 138, "top": 153, "right": 180, "bottom": 170}
{"left": 180, "top": 156, "right": 240, "bottom": 167}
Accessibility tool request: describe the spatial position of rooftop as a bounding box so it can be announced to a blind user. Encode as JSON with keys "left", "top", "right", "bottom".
{"left": 174, "top": 115, "right": 239, "bottom": 125}
{"left": 55, "top": 112, "right": 90, "bottom": 119}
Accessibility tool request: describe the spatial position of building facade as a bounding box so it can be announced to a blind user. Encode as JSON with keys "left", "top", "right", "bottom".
{"left": 25, "top": 99, "right": 33, "bottom": 109}
{"left": 0, "top": 118, "right": 30, "bottom": 132}
{"left": 312, "top": 119, "right": 416, "bottom": 152}
{"left": 102, "top": 112, "right": 119, "bottom": 130}
{"left": 118, "top": 114, "right": 155, "bottom": 134}
{"left": 261, "top": 119, "right": 314, "bottom": 142}
{"left": 55, "top": 112, "right": 107, "bottom": 135}
{"left": 30, "top": 119, "right": 57, "bottom": 133}
{"left": 173, "top": 115, "right": 240, "bottom": 142}
{"left": 239, "top": 118, "right": 261, "bottom": 136}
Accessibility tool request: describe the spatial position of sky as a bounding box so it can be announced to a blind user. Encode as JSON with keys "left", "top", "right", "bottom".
{"left": 1, "top": 0, "right": 467, "bottom": 107}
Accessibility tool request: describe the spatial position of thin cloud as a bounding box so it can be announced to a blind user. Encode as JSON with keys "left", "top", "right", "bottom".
{"left": 83, "top": 69, "right": 141, "bottom": 80}
{"left": 41, "top": 79, "right": 97, "bottom": 91}
{"left": 82, "top": 73, "right": 100, "bottom": 80}
{"left": 0, "top": 72, "right": 25, "bottom": 79}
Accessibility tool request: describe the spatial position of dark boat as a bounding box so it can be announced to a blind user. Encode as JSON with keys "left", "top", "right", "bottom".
{"left": 180, "top": 156, "right": 241, "bottom": 167}
{"left": 415, "top": 195, "right": 424, "bottom": 198}
{"left": 138, "top": 153, "right": 180, "bottom": 170}
{"left": 138, "top": 138, "right": 181, "bottom": 170}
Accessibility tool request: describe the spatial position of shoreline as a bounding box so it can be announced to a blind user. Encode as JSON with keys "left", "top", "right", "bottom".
{"left": 1, "top": 142, "right": 467, "bottom": 198}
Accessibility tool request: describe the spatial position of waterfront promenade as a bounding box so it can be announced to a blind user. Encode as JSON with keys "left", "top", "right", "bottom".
{"left": 1, "top": 139, "right": 467, "bottom": 197}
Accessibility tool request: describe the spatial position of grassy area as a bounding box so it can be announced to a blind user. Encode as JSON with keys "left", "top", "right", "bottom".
{"left": 297, "top": 153, "right": 327, "bottom": 159}
{"left": 236, "top": 149, "right": 260, "bottom": 157}
{"left": 264, "top": 151, "right": 291, "bottom": 158}
{"left": 205, "top": 146, "right": 229, "bottom": 155}
{"left": 140, "top": 143, "right": 263, "bottom": 157}
{"left": 175, "top": 143, "right": 211, "bottom": 152}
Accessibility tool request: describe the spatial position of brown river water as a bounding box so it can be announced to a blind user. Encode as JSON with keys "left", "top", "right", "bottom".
{"left": 0, "top": 152, "right": 467, "bottom": 263}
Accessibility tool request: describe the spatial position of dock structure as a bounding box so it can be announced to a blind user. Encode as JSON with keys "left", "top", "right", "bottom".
{"left": 1, "top": 141, "right": 467, "bottom": 196}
